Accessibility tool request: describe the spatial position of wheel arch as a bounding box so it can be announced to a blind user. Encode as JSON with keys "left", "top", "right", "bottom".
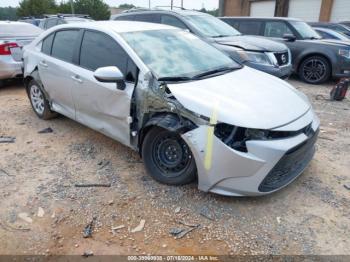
{"left": 24, "top": 68, "right": 51, "bottom": 101}
{"left": 296, "top": 53, "right": 333, "bottom": 76}
{"left": 138, "top": 113, "right": 197, "bottom": 157}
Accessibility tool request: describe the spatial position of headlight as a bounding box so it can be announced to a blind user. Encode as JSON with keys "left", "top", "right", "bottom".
{"left": 339, "top": 49, "right": 350, "bottom": 59}
{"left": 236, "top": 50, "right": 273, "bottom": 65}
{"left": 214, "top": 123, "right": 313, "bottom": 153}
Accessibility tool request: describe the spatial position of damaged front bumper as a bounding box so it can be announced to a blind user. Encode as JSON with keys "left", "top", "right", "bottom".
{"left": 181, "top": 110, "right": 320, "bottom": 196}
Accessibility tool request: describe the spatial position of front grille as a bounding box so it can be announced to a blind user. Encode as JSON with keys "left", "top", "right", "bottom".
{"left": 274, "top": 52, "right": 289, "bottom": 66}
{"left": 258, "top": 128, "right": 319, "bottom": 192}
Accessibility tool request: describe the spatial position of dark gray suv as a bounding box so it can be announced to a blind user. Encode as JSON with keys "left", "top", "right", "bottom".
{"left": 221, "top": 17, "right": 350, "bottom": 84}
{"left": 112, "top": 9, "right": 292, "bottom": 79}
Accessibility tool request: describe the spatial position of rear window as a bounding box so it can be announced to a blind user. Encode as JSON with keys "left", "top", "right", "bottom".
{"left": 51, "top": 30, "right": 79, "bottom": 63}
{"left": 0, "top": 23, "right": 43, "bottom": 37}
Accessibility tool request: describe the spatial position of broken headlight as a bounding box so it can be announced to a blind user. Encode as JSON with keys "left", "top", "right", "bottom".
{"left": 214, "top": 123, "right": 314, "bottom": 153}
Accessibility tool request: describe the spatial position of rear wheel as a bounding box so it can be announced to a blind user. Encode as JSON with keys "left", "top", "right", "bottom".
{"left": 27, "top": 80, "right": 57, "bottom": 120}
{"left": 142, "top": 127, "right": 197, "bottom": 185}
{"left": 299, "top": 56, "right": 331, "bottom": 84}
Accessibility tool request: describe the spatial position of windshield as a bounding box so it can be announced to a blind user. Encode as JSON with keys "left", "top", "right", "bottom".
{"left": 184, "top": 14, "right": 241, "bottom": 38}
{"left": 290, "top": 21, "right": 321, "bottom": 39}
{"left": 121, "top": 29, "right": 239, "bottom": 79}
{"left": 0, "top": 23, "right": 43, "bottom": 37}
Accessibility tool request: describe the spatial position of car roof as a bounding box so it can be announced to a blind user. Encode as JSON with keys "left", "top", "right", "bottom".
{"left": 52, "top": 21, "right": 177, "bottom": 33}
{"left": 219, "top": 16, "right": 302, "bottom": 22}
{"left": 0, "top": 21, "right": 30, "bottom": 25}
{"left": 117, "top": 9, "right": 208, "bottom": 17}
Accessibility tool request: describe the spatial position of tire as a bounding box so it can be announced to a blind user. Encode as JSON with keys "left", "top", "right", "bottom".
{"left": 27, "top": 80, "right": 57, "bottom": 120}
{"left": 298, "top": 56, "right": 331, "bottom": 84}
{"left": 142, "top": 127, "right": 197, "bottom": 185}
{"left": 0, "top": 80, "right": 3, "bottom": 88}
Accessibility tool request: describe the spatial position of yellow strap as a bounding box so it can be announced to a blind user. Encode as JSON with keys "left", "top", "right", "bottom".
{"left": 204, "top": 103, "right": 218, "bottom": 171}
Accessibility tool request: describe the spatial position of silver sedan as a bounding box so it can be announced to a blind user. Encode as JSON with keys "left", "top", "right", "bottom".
{"left": 23, "top": 22, "right": 319, "bottom": 196}
{"left": 0, "top": 21, "right": 42, "bottom": 86}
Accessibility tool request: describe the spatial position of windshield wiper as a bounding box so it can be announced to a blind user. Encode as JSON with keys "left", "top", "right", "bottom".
{"left": 192, "top": 66, "right": 237, "bottom": 79}
{"left": 158, "top": 76, "right": 193, "bottom": 82}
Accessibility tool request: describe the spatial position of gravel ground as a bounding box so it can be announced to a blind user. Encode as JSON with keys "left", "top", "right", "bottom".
{"left": 0, "top": 77, "right": 349, "bottom": 255}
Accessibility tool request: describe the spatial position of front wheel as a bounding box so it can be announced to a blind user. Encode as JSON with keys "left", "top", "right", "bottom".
{"left": 299, "top": 56, "right": 331, "bottom": 84}
{"left": 142, "top": 127, "right": 197, "bottom": 185}
{"left": 27, "top": 80, "right": 57, "bottom": 120}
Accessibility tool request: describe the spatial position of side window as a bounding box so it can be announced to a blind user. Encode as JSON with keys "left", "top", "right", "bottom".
{"left": 79, "top": 30, "right": 137, "bottom": 82}
{"left": 264, "top": 21, "right": 293, "bottom": 37}
{"left": 57, "top": 19, "right": 65, "bottom": 25}
{"left": 160, "top": 15, "right": 187, "bottom": 30}
{"left": 134, "top": 14, "right": 159, "bottom": 23}
{"left": 237, "top": 21, "right": 262, "bottom": 35}
{"left": 41, "top": 33, "right": 54, "bottom": 55}
{"left": 51, "top": 30, "right": 79, "bottom": 63}
{"left": 114, "top": 15, "right": 135, "bottom": 21}
{"left": 46, "top": 18, "right": 58, "bottom": 29}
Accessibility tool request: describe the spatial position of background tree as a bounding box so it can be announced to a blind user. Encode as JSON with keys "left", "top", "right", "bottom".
{"left": 118, "top": 4, "right": 136, "bottom": 9}
{"left": 198, "top": 8, "right": 219, "bottom": 17}
{"left": 0, "top": 7, "right": 18, "bottom": 20}
{"left": 17, "top": 0, "right": 57, "bottom": 17}
{"left": 71, "top": 0, "right": 110, "bottom": 20}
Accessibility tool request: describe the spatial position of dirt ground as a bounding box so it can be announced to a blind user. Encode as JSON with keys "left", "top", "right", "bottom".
{"left": 0, "top": 77, "right": 349, "bottom": 256}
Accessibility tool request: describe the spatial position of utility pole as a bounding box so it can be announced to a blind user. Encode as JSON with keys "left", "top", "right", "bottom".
{"left": 181, "top": 0, "right": 183, "bottom": 9}
{"left": 171, "top": 0, "right": 173, "bottom": 10}
{"left": 70, "top": 0, "right": 75, "bottom": 15}
{"left": 149, "top": 0, "right": 151, "bottom": 8}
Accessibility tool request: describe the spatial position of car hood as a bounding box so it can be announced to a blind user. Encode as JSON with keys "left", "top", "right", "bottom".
{"left": 167, "top": 67, "right": 311, "bottom": 130}
{"left": 213, "top": 35, "right": 287, "bottom": 52}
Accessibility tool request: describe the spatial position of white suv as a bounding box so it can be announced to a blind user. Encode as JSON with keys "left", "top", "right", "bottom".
{"left": 23, "top": 21, "right": 319, "bottom": 196}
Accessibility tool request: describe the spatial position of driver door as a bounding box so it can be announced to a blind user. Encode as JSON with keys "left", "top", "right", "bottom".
{"left": 70, "top": 30, "right": 138, "bottom": 147}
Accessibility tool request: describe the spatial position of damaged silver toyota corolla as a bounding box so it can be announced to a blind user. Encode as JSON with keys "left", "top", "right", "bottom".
{"left": 23, "top": 21, "right": 320, "bottom": 196}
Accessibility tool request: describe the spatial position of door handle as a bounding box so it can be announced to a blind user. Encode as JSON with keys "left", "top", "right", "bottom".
{"left": 71, "top": 75, "right": 83, "bottom": 83}
{"left": 40, "top": 61, "right": 48, "bottom": 68}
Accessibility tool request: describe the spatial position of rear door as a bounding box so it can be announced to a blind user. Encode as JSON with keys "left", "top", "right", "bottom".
{"left": 70, "top": 30, "right": 138, "bottom": 146}
{"left": 38, "top": 29, "right": 80, "bottom": 119}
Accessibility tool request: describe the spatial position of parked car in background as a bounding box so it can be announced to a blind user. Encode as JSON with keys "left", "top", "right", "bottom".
{"left": 220, "top": 17, "right": 350, "bottom": 84}
{"left": 23, "top": 21, "right": 319, "bottom": 196}
{"left": 39, "top": 14, "right": 93, "bottom": 30}
{"left": 340, "top": 21, "right": 350, "bottom": 27}
{"left": 308, "top": 22, "right": 350, "bottom": 37}
{"left": 0, "top": 21, "right": 43, "bottom": 86}
{"left": 18, "top": 17, "right": 43, "bottom": 27}
{"left": 313, "top": 27, "right": 349, "bottom": 41}
{"left": 113, "top": 9, "right": 292, "bottom": 79}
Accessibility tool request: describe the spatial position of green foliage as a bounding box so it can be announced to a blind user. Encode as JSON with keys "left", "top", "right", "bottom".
{"left": 118, "top": 4, "right": 136, "bottom": 9}
{"left": 67, "top": 0, "right": 111, "bottom": 20}
{"left": 17, "top": 0, "right": 57, "bottom": 17}
{"left": 198, "top": 8, "right": 219, "bottom": 17}
{"left": 16, "top": 0, "right": 111, "bottom": 20}
{"left": 0, "top": 7, "right": 18, "bottom": 21}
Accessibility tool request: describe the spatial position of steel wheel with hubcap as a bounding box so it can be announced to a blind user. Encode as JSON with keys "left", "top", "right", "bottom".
{"left": 299, "top": 56, "right": 331, "bottom": 84}
{"left": 142, "top": 127, "right": 197, "bottom": 185}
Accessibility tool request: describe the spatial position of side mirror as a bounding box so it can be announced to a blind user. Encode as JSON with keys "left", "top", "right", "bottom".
{"left": 94, "top": 66, "right": 126, "bottom": 90}
{"left": 283, "top": 34, "right": 297, "bottom": 42}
